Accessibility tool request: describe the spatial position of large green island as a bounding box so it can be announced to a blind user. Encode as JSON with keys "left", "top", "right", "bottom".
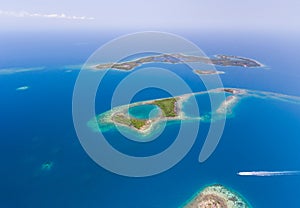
{"left": 91, "top": 96, "right": 185, "bottom": 135}
{"left": 88, "top": 88, "right": 246, "bottom": 135}
{"left": 88, "top": 88, "right": 300, "bottom": 136}
{"left": 112, "top": 97, "right": 178, "bottom": 130}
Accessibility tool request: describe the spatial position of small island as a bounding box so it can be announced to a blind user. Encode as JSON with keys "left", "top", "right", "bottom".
{"left": 95, "top": 96, "right": 183, "bottom": 134}
{"left": 93, "top": 53, "right": 263, "bottom": 72}
{"left": 182, "top": 184, "right": 251, "bottom": 208}
{"left": 220, "top": 88, "right": 247, "bottom": 95}
{"left": 193, "top": 69, "right": 225, "bottom": 75}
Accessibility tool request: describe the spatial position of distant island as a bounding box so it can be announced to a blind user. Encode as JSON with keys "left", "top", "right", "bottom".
{"left": 182, "top": 184, "right": 251, "bottom": 208}
{"left": 93, "top": 54, "right": 263, "bottom": 71}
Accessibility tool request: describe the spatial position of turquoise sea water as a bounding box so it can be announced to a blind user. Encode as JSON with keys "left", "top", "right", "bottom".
{"left": 129, "top": 104, "right": 160, "bottom": 119}
{"left": 0, "top": 31, "right": 300, "bottom": 207}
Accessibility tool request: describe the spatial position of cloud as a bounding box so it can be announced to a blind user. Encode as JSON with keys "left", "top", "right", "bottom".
{"left": 0, "top": 66, "right": 45, "bottom": 75}
{"left": 0, "top": 10, "right": 95, "bottom": 20}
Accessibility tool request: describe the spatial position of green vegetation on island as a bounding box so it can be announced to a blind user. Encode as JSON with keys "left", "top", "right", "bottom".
{"left": 112, "top": 114, "right": 131, "bottom": 126}
{"left": 153, "top": 98, "right": 177, "bottom": 117}
{"left": 130, "top": 118, "right": 147, "bottom": 129}
{"left": 104, "top": 97, "right": 179, "bottom": 132}
{"left": 112, "top": 114, "right": 147, "bottom": 130}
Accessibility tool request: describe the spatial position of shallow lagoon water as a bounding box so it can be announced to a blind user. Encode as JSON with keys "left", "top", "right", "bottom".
{"left": 129, "top": 104, "right": 160, "bottom": 119}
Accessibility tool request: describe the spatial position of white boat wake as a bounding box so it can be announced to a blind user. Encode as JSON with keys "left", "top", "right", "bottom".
{"left": 237, "top": 171, "right": 300, "bottom": 176}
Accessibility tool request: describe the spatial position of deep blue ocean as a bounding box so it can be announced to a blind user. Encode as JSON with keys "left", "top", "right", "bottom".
{"left": 0, "top": 30, "right": 300, "bottom": 207}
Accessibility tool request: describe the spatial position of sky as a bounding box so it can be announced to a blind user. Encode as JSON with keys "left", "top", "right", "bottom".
{"left": 0, "top": 0, "right": 300, "bottom": 32}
